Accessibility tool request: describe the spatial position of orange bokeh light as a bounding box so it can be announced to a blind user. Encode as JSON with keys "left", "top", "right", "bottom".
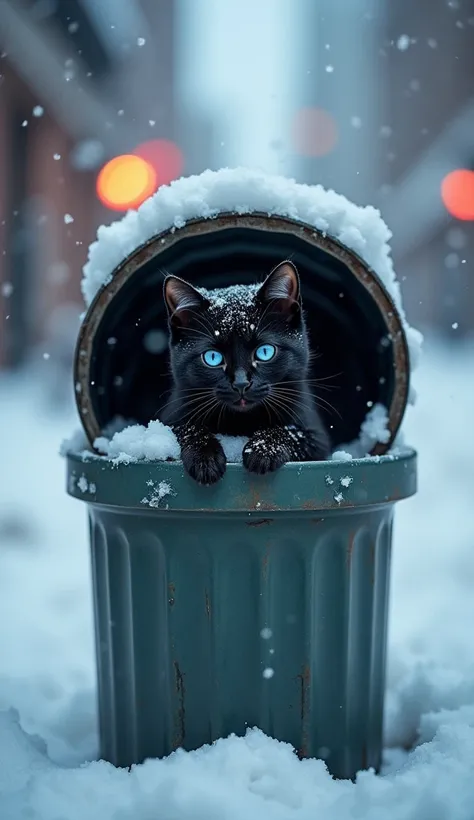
{"left": 133, "top": 139, "right": 184, "bottom": 188}
{"left": 292, "top": 107, "right": 338, "bottom": 157}
{"left": 96, "top": 154, "right": 157, "bottom": 212}
{"left": 441, "top": 169, "right": 474, "bottom": 221}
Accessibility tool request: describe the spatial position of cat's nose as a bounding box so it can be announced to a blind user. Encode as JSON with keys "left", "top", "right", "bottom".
{"left": 232, "top": 369, "right": 252, "bottom": 395}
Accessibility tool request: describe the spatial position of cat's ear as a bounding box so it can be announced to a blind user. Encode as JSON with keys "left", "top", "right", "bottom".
{"left": 163, "top": 275, "right": 208, "bottom": 326}
{"left": 257, "top": 261, "right": 301, "bottom": 317}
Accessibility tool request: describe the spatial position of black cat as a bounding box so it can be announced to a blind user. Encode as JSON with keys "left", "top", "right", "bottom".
{"left": 160, "top": 260, "right": 331, "bottom": 484}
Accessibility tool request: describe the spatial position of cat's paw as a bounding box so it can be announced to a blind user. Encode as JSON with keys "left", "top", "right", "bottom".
{"left": 242, "top": 441, "right": 289, "bottom": 475}
{"left": 181, "top": 438, "right": 226, "bottom": 485}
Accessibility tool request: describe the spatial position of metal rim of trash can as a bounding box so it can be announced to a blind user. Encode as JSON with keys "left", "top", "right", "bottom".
{"left": 66, "top": 447, "right": 417, "bottom": 512}
{"left": 74, "top": 212, "right": 410, "bottom": 452}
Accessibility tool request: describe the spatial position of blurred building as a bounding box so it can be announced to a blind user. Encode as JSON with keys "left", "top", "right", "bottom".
{"left": 1, "top": 0, "right": 473, "bottom": 381}
{"left": 0, "top": 0, "right": 214, "bottom": 375}
{"left": 379, "top": 0, "right": 474, "bottom": 337}
{"left": 293, "top": 0, "right": 474, "bottom": 338}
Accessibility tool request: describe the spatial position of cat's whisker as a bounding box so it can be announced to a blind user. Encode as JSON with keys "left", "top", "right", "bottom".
{"left": 164, "top": 386, "right": 214, "bottom": 397}
{"left": 274, "top": 383, "right": 336, "bottom": 395}
{"left": 263, "top": 396, "right": 285, "bottom": 425}
{"left": 274, "top": 375, "right": 342, "bottom": 385}
{"left": 268, "top": 397, "right": 306, "bottom": 429}
{"left": 184, "top": 309, "right": 216, "bottom": 338}
{"left": 313, "top": 394, "right": 342, "bottom": 420}
{"left": 201, "top": 400, "right": 222, "bottom": 427}
{"left": 156, "top": 389, "right": 213, "bottom": 417}
{"left": 180, "top": 326, "right": 215, "bottom": 341}
{"left": 266, "top": 392, "right": 307, "bottom": 428}
{"left": 270, "top": 387, "right": 334, "bottom": 427}
{"left": 271, "top": 387, "right": 323, "bottom": 409}
{"left": 181, "top": 397, "right": 220, "bottom": 427}
{"left": 189, "top": 399, "right": 223, "bottom": 428}
{"left": 273, "top": 386, "right": 341, "bottom": 421}
{"left": 257, "top": 313, "right": 284, "bottom": 337}
{"left": 261, "top": 398, "right": 274, "bottom": 425}
{"left": 272, "top": 377, "right": 341, "bottom": 394}
{"left": 158, "top": 392, "right": 215, "bottom": 421}
{"left": 254, "top": 297, "right": 281, "bottom": 335}
{"left": 217, "top": 401, "right": 226, "bottom": 430}
{"left": 271, "top": 386, "right": 341, "bottom": 421}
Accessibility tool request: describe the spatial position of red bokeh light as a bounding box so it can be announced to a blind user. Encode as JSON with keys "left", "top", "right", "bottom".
{"left": 441, "top": 169, "right": 474, "bottom": 221}
{"left": 133, "top": 139, "right": 184, "bottom": 188}
{"left": 292, "top": 108, "right": 338, "bottom": 157}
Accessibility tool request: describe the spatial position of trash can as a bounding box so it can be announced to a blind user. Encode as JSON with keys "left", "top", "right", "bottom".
{"left": 66, "top": 448, "right": 416, "bottom": 779}
{"left": 68, "top": 169, "right": 419, "bottom": 779}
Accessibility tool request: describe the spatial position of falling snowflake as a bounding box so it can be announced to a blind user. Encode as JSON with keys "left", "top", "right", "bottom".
{"left": 396, "top": 34, "right": 410, "bottom": 51}
{"left": 64, "top": 214, "right": 74, "bottom": 224}
{"left": 137, "top": 37, "right": 146, "bottom": 46}
{"left": 32, "top": 105, "right": 44, "bottom": 117}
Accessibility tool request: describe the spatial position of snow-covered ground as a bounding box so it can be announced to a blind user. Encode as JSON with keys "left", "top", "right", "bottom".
{"left": 0, "top": 337, "right": 473, "bottom": 819}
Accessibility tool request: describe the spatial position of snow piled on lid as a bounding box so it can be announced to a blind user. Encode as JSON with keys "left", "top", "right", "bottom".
{"left": 81, "top": 167, "right": 422, "bottom": 370}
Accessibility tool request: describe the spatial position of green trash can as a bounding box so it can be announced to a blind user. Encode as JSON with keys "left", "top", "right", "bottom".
{"left": 66, "top": 448, "right": 416, "bottom": 779}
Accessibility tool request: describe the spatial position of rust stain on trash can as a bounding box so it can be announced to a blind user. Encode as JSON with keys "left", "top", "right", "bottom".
{"left": 297, "top": 664, "right": 311, "bottom": 758}
{"left": 173, "top": 660, "right": 186, "bottom": 749}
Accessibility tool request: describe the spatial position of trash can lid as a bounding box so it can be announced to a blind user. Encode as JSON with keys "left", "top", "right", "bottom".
{"left": 75, "top": 214, "right": 411, "bottom": 455}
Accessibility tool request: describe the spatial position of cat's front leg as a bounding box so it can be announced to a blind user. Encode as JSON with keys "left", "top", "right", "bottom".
{"left": 243, "top": 425, "right": 330, "bottom": 475}
{"left": 173, "top": 423, "right": 226, "bottom": 485}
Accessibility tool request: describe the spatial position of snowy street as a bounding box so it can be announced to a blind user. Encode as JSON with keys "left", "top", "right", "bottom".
{"left": 1, "top": 337, "right": 474, "bottom": 819}
{"left": 1, "top": 2, "right": 474, "bottom": 816}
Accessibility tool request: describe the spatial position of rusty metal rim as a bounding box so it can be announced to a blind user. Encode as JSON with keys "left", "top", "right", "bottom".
{"left": 66, "top": 448, "right": 417, "bottom": 512}
{"left": 74, "top": 212, "right": 410, "bottom": 453}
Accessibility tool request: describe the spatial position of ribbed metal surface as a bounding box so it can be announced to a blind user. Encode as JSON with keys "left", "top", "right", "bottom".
{"left": 89, "top": 505, "right": 394, "bottom": 779}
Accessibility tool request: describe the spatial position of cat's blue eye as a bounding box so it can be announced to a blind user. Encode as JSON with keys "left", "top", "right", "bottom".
{"left": 202, "top": 349, "right": 224, "bottom": 367}
{"left": 255, "top": 344, "right": 276, "bottom": 362}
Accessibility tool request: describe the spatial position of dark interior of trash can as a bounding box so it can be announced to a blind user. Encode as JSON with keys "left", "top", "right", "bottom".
{"left": 85, "top": 221, "right": 400, "bottom": 450}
